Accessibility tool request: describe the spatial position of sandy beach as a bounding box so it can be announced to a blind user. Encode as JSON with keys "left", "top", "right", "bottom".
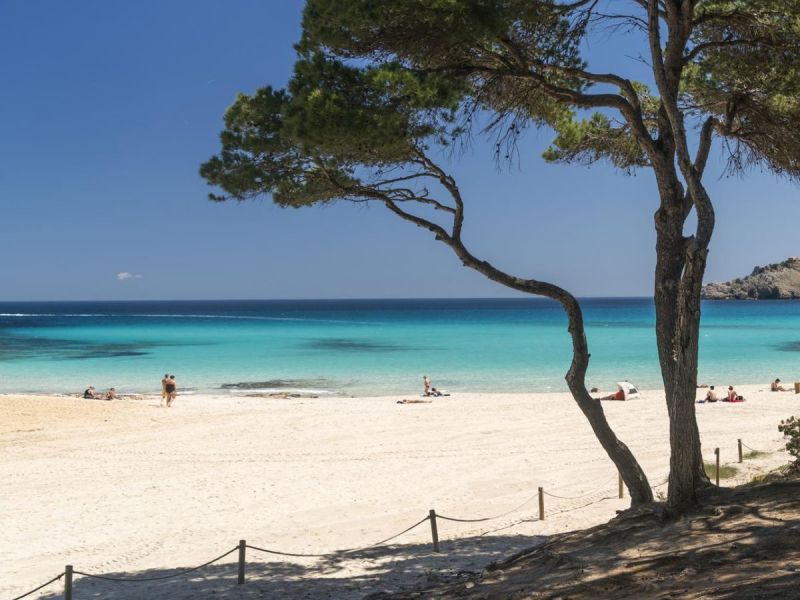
{"left": 1, "top": 385, "right": 796, "bottom": 599}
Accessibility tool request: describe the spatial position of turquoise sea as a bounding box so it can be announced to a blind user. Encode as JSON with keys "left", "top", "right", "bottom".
{"left": 1, "top": 298, "right": 799, "bottom": 396}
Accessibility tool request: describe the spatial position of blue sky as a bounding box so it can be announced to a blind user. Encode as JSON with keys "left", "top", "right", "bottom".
{"left": 1, "top": 1, "right": 798, "bottom": 301}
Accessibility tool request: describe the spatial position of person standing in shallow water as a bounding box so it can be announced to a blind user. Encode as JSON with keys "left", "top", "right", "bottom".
{"left": 165, "top": 375, "right": 177, "bottom": 407}
{"left": 423, "top": 375, "right": 431, "bottom": 396}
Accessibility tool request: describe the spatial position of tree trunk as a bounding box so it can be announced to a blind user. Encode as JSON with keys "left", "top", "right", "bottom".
{"left": 559, "top": 293, "right": 654, "bottom": 505}
{"left": 654, "top": 192, "right": 711, "bottom": 514}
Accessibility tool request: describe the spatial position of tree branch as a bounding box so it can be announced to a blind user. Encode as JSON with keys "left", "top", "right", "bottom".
{"left": 694, "top": 116, "right": 716, "bottom": 178}
{"left": 684, "top": 37, "right": 785, "bottom": 63}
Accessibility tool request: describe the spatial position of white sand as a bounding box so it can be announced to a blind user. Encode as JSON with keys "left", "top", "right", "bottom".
{"left": 1, "top": 385, "right": 796, "bottom": 599}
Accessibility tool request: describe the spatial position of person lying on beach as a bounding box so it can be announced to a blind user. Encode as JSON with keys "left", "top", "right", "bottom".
{"left": 698, "top": 386, "right": 718, "bottom": 403}
{"left": 598, "top": 389, "right": 625, "bottom": 401}
{"left": 397, "top": 398, "right": 433, "bottom": 404}
{"left": 105, "top": 388, "right": 118, "bottom": 400}
{"left": 83, "top": 386, "right": 100, "bottom": 399}
{"left": 771, "top": 378, "right": 790, "bottom": 392}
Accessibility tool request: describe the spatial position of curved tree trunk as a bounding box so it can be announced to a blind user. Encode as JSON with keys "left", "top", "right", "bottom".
{"left": 559, "top": 292, "right": 653, "bottom": 505}
{"left": 449, "top": 243, "right": 654, "bottom": 505}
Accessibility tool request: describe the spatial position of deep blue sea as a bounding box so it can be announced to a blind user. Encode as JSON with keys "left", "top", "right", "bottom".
{"left": 1, "top": 298, "right": 799, "bottom": 396}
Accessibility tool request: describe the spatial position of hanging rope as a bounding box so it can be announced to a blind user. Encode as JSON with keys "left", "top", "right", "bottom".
{"left": 246, "top": 514, "right": 431, "bottom": 558}
{"left": 74, "top": 547, "right": 238, "bottom": 582}
{"left": 9, "top": 573, "right": 64, "bottom": 600}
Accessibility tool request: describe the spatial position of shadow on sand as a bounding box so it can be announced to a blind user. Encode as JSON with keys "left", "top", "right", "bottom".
{"left": 36, "top": 533, "right": 545, "bottom": 599}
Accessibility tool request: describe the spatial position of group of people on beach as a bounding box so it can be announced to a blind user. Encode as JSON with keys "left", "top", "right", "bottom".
{"left": 698, "top": 378, "right": 794, "bottom": 403}
{"left": 397, "top": 375, "right": 449, "bottom": 404}
{"left": 161, "top": 374, "right": 178, "bottom": 407}
{"left": 699, "top": 385, "right": 744, "bottom": 403}
{"left": 83, "top": 386, "right": 117, "bottom": 400}
{"left": 423, "top": 375, "right": 449, "bottom": 397}
{"left": 82, "top": 374, "right": 178, "bottom": 406}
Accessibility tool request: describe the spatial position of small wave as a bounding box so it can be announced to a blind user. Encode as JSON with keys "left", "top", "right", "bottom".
{"left": 0, "top": 313, "right": 376, "bottom": 325}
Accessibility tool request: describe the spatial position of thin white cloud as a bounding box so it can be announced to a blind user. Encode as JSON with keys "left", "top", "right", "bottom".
{"left": 116, "top": 272, "right": 143, "bottom": 281}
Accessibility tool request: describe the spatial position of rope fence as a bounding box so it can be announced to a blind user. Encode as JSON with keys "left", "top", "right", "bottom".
{"left": 7, "top": 437, "right": 781, "bottom": 600}
{"left": 73, "top": 547, "right": 239, "bottom": 582}
{"left": 8, "top": 574, "right": 63, "bottom": 600}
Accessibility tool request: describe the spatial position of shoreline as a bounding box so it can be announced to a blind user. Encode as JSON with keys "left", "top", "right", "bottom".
{"left": 1, "top": 375, "right": 795, "bottom": 399}
{"left": 2, "top": 386, "right": 796, "bottom": 599}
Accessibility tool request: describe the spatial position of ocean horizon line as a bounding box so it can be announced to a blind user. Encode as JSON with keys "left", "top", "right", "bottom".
{"left": 1, "top": 295, "right": 673, "bottom": 304}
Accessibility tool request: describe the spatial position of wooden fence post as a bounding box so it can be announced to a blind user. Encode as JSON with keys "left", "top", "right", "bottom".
{"left": 538, "top": 487, "right": 544, "bottom": 520}
{"left": 738, "top": 439, "right": 743, "bottom": 463}
{"left": 714, "top": 448, "right": 720, "bottom": 486}
{"left": 618, "top": 471, "right": 624, "bottom": 499}
{"left": 238, "top": 539, "right": 246, "bottom": 585}
{"left": 64, "top": 565, "right": 73, "bottom": 600}
{"left": 428, "top": 509, "right": 440, "bottom": 553}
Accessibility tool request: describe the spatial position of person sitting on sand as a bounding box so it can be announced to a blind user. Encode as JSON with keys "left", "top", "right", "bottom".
{"left": 771, "top": 378, "right": 789, "bottom": 392}
{"left": 83, "top": 386, "right": 99, "bottom": 399}
{"left": 699, "top": 386, "right": 718, "bottom": 403}
{"left": 105, "top": 387, "right": 117, "bottom": 400}
{"left": 724, "top": 385, "right": 745, "bottom": 402}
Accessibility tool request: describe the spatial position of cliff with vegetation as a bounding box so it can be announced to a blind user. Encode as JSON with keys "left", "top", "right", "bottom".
{"left": 702, "top": 258, "right": 800, "bottom": 300}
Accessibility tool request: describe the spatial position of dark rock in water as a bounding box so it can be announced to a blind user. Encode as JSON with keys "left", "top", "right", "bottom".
{"left": 306, "top": 338, "right": 410, "bottom": 352}
{"left": 220, "top": 378, "right": 332, "bottom": 390}
{"left": 702, "top": 257, "right": 800, "bottom": 300}
{"left": 775, "top": 341, "right": 800, "bottom": 353}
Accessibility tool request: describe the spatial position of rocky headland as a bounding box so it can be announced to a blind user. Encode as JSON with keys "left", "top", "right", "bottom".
{"left": 702, "top": 257, "right": 800, "bottom": 299}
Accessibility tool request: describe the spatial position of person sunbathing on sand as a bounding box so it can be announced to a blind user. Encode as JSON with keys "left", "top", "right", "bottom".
{"left": 725, "top": 386, "right": 745, "bottom": 402}
{"left": 599, "top": 388, "right": 625, "bottom": 401}
{"left": 83, "top": 386, "right": 100, "bottom": 399}
{"left": 105, "top": 387, "right": 117, "bottom": 400}
{"left": 699, "top": 386, "right": 718, "bottom": 403}
{"left": 771, "top": 378, "right": 790, "bottom": 392}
